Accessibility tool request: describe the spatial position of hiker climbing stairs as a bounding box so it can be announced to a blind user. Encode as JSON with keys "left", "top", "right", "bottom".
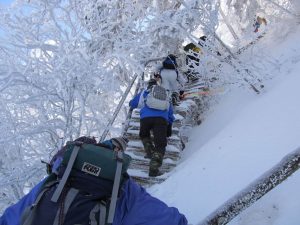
{"left": 125, "top": 79, "right": 207, "bottom": 187}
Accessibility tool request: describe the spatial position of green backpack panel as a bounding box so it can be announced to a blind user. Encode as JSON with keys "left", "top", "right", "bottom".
{"left": 62, "top": 142, "right": 132, "bottom": 181}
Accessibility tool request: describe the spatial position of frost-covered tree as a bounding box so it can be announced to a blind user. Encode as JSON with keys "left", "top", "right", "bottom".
{"left": 222, "top": 0, "right": 299, "bottom": 39}
{"left": 0, "top": 0, "right": 141, "bottom": 209}
{"left": 0, "top": 0, "right": 224, "bottom": 212}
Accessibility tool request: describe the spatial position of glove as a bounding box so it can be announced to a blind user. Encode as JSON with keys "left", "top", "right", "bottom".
{"left": 167, "top": 124, "right": 172, "bottom": 137}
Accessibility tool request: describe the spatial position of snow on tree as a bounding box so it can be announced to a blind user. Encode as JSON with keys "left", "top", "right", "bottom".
{"left": 0, "top": 0, "right": 223, "bottom": 212}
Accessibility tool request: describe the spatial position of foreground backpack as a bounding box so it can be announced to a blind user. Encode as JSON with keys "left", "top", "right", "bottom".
{"left": 21, "top": 141, "right": 132, "bottom": 225}
{"left": 145, "top": 85, "right": 170, "bottom": 110}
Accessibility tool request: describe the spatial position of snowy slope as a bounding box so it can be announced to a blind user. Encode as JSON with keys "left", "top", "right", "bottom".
{"left": 148, "top": 25, "right": 300, "bottom": 225}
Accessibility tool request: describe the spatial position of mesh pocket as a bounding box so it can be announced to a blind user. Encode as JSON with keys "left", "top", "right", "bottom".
{"left": 152, "top": 86, "right": 167, "bottom": 100}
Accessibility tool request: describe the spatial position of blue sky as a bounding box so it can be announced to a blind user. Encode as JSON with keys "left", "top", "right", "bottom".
{"left": 0, "top": 0, "right": 14, "bottom": 6}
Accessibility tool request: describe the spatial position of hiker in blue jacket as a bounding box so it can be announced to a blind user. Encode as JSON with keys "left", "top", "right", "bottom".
{"left": 0, "top": 137, "right": 187, "bottom": 225}
{"left": 129, "top": 79, "right": 175, "bottom": 177}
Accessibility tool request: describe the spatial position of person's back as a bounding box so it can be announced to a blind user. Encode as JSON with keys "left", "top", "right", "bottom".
{"left": 160, "top": 68, "right": 180, "bottom": 92}
{"left": 0, "top": 136, "right": 187, "bottom": 225}
{"left": 159, "top": 55, "right": 186, "bottom": 105}
{"left": 129, "top": 79, "right": 175, "bottom": 176}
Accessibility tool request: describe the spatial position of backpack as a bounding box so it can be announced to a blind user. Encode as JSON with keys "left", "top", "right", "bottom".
{"left": 145, "top": 85, "right": 170, "bottom": 111}
{"left": 21, "top": 141, "right": 132, "bottom": 225}
{"left": 162, "top": 55, "right": 177, "bottom": 70}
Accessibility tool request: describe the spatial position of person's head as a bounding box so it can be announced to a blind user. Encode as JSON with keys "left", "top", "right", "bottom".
{"left": 199, "top": 35, "right": 207, "bottom": 42}
{"left": 198, "top": 35, "right": 207, "bottom": 47}
{"left": 147, "top": 78, "right": 157, "bottom": 89}
{"left": 111, "top": 136, "right": 128, "bottom": 151}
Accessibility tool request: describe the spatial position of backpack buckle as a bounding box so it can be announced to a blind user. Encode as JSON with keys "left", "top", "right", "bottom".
{"left": 114, "top": 151, "right": 124, "bottom": 163}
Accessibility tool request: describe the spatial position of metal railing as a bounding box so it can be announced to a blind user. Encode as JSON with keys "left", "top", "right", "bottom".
{"left": 99, "top": 73, "right": 139, "bottom": 142}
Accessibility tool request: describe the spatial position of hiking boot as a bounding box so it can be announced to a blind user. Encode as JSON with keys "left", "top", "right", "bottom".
{"left": 149, "top": 151, "right": 164, "bottom": 174}
{"left": 144, "top": 154, "right": 151, "bottom": 159}
{"left": 149, "top": 168, "right": 164, "bottom": 177}
{"left": 171, "top": 92, "right": 180, "bottom": 106}
{"left": 141, "top": 137, "right": 154, "bottom": 159}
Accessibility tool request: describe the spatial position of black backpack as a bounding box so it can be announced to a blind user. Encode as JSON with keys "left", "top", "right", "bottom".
{"left": 21, "top": 141, "right": 132, "bottom": 225}
{"left": 162, "top": 55, "right": 178, "bottom": 69}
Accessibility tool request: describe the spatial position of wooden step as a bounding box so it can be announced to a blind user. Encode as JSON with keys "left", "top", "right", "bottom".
{"left": 128, "top": 169, "right": 167, "bottom": 186}
{"left": 125, "top": 130, "right": 182, "bottom": 144}
{"left": 127, "top": 140, "right": 181, "bottom": 153}
{"left": 126, "top": 146, "right": 180, "bottom": 162}
{"left": 128, "top": 158, "right": 176, "bottom": 174}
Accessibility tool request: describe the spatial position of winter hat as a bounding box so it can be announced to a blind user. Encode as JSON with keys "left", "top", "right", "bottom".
{"left": 111, "top": 137, "right": 128, "bottom": 151}
{"left": 198, "top": 35, "right": 207, "bottom": 47}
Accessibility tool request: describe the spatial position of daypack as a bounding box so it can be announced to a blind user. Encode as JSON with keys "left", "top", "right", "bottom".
{"left": 21, "top": 141, "right": 132, "bottom": 225}
{"left": 162, "top": 55, "right": 177, "bottom": 70}
{"left": 145, "top": 85, "right": 170, "bottom": 111}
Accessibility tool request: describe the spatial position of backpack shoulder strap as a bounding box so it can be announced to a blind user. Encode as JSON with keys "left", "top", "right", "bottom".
{"left": 175, "top": 69, "right": 179, "bottom": 81}
{"left": 21, "top": 178, "right": 58, "bottom": 225}
{"left": 89, "top": 201, "right": 107, "bottom": 225}
{"left": 52, "top": 188, "right": 80, "bottom": 225}
{"left": 107, "top": 151, "right": 124, "bottom": 224}
{"left": 51, "top": 144, "right": 81, "bottom": 203}
{"left": 137, "top": 90, "right": 145, "bottom": 108}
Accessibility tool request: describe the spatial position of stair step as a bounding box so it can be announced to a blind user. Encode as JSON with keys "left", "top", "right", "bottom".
{"left": 125, "top": 127, "right": 180, "bottom": 137}
{"left": 127, "top": 140, "right": 181, "bottom": 152}
{"left": 128, "top": 169, "right": 169, "bottom": 186}
{"left": 125, "top": 131, "right": 182, "bottom": 145}
{"left": 128, "top": 158, "right": 176, "bottom": 174}
{"left": 128, "top": 120, "right": 184, "bottom": 130}
{"left": 184, "top": 81, "right": 207, "bottom": 89}
{"left": 126, "top": 147, "right": 180, "bottom": 161}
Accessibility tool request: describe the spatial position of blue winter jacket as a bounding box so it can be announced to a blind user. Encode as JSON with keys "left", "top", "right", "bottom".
{"left": 0, "top": 140, "right": 187, "bottom": 225}
{"left": 0, "top": 180, "right": 44, "bottom": 225}
{"left": 129, "top": 90, "right": 175, "bottom": 124}
{"left": 0, "top": 179, "right": 187, "bottom": 225}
